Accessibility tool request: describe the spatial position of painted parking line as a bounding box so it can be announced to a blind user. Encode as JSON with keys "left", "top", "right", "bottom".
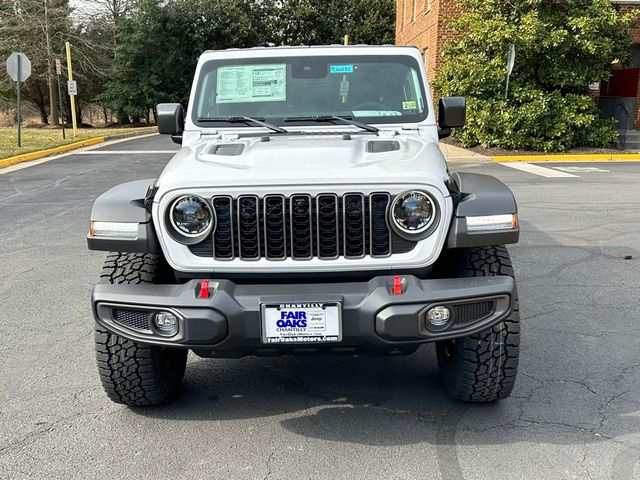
{"left": 501, "top": 162, "right": 578, "bottom": 178}
{"left": 552, "top": 166, "right": 610, "bottom": 173}
{"left": 0, "top": 134, "right": 161, "bottom": 175}
{"left": 77, "top": 150, "right": 178, "bottom": 155}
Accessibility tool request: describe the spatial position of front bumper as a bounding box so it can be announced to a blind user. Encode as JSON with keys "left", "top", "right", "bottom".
{"left": 92, "top": 275, "right": 515, "bottom": 357}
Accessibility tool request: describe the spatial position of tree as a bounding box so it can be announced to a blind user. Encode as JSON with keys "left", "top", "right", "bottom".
{"left": 100, "top": 0, "right": 271, "bottom": 121}
{"left": 0, "top": 0, "right": 71, "bottom": 125}
{"left": 272, "top": 0, "right": 396, "bottom": 46}
{"left": 434, "top": 0, "right": 639, "bottom": 152}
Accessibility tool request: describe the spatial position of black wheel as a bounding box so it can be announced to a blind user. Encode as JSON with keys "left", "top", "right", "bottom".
{"left": 434, "top": 246, "right": 520, "bottom": 402}
{"left": 94, "top": 252, "right": 187, "bottom": 406}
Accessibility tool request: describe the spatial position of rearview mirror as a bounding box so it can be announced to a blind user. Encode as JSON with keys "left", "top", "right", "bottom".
{"left": 438, "top": 97, "right": 466, "bottom": 139}
{"left": 156, "top": 103, "right": 184, "bottom": 144}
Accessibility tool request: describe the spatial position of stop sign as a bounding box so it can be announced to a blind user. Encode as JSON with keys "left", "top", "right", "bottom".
{"left": 6, "top": 52, "right": 32, "bottom": 82}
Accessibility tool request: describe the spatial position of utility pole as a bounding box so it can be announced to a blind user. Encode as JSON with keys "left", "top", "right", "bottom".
{"left": 65, "top": 41, "right": 78, "bottom": 137}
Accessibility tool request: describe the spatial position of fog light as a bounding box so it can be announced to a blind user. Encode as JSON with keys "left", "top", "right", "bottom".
{"left": 426, "top": 306, "right": 451, "bottom": 328}
{"left": 154, "top": 311, "right": 179, "bottom": 337}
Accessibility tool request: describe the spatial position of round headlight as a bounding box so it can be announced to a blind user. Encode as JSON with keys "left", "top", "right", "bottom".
{"left": 169, "top": 195, "right": 213, "bottom": 238}
{"left": 391, "top": 190, "right": 436, "bottom": 236}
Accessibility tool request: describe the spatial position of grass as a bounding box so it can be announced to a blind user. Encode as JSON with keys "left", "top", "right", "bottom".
{"left": 0, "top": 126, "right": 154, "bottom": 160}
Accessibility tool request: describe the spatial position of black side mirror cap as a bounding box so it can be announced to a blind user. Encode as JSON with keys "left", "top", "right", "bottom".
{"left": 156, "top": 103, "right": 184, "bottom": 144}
{"left": 439, "top": 96, "right": 466, "bottom": 130}
{"left": 438, "top": 128, "right": 452, "bottom": 140}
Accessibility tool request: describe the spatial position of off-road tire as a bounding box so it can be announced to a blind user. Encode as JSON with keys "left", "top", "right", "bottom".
{"left": 94, "top": 252, "right": 187, "bottom": 406}
{"left": 435, "top": 246, "right": 520, "bottom": 402}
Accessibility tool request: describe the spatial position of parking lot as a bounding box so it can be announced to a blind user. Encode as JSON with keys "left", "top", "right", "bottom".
{"left": 1, "top": 135, "right": 639, "bottom": 479}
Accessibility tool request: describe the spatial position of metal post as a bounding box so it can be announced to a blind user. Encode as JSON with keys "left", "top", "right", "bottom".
{"left": 56, "top": 74, "right": 65, "bottom": 139}
{"left": 65, "top": 41, "right": 78, "bottom": 137}
{"left": 342, "top": 35, "right": 349, "bottom": 104}
{"left": 16, "top": 54, "right": 21, "bottom": 147}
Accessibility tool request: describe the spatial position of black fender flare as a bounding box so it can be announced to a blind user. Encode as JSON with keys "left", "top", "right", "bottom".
{"left": 446, "top": 172, "right": 519, "bottom": 249}
{"left": 87, "top": 179, "right": 160, "bottom": 254}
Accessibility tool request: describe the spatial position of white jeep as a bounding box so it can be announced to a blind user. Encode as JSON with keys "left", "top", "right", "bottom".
{"left": 88, "top": 45, "right": 520, "bottom": 406}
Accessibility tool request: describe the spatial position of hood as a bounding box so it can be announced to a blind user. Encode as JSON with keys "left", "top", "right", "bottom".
{"left": 156, "top": 133, "right": 449, "bottom": 196}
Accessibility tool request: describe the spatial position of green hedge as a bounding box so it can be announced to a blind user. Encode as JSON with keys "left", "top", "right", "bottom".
{"left": 434, "top": 0, "right": 638, "bottom": 152}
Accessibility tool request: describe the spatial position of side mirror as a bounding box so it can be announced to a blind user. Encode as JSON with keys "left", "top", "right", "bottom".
{"left": 156, "top": 103, "right": 184, "bottom": 144}
{"left": 438, "top": 96, "right": 466, "bottom": 139}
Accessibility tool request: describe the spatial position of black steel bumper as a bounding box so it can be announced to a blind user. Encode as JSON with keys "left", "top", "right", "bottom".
{"left": 92, "top": 275, "right": 515, "bottom": 357}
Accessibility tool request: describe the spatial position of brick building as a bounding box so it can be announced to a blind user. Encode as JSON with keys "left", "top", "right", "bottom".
{"left": 395, "top": 0, "right": 640, "bottom": 135}
{"left": 395, "top": 0, "right": 461, "bottom": 82}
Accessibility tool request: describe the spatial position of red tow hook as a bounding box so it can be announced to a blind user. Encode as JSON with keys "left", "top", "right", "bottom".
{"left": 392, "top": 275, "right": 403, "bottom": 295}
{"left": 198, "top": 279, "right": 210, "bottom": 299}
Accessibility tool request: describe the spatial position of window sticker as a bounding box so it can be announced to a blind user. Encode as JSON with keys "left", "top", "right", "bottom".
{"left": 330, "top": 64, "right": 354, "bottom": 74}
{"left": 402, "top": 100, "right": 417, "bottom": 110}
{"left": 216, "top": 64, "right": 286, "bottom": 104}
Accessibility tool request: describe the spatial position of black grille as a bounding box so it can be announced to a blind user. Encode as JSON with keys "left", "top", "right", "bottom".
{"left": 212, "top": 196, "right": 234, "bottom": 259}
{"left": 264, "top": 195, "right": 286, "bottom": 259}
{"left": 190, "top": 193, "right": 417, "bottom": 260}
{"left": 370, "top": 193, "right": 391, "bottom": 257}
{"left": 237, "top": 195, "right": 260, "bottom": 259}
{"left": 290, "top": 195, "right": 313, "bottom": 259}
{"left": 453, "top": 301, "right": 494, "bottom": 325}
{"left": 343, "top": 194, "right": 365, "bottom": 258}
{"left": 112, "top": 309, "right": 152, "bottom": 331}
{"left": 317, "top": 194, "right": 339, "bottom": 259}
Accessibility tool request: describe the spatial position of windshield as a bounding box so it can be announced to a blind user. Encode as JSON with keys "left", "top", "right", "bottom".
{"left": 192, "top": 54, "right": 428, "bottom": 127}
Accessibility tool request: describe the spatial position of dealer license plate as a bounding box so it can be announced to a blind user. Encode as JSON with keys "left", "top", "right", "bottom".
{"left": 261, "top": 302, "right": 342, "bottom": 344}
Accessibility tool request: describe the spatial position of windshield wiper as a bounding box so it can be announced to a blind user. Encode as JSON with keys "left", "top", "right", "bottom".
{"left": 284, "top": 115, "right": 379, "bottom": 133}
{"left": 197, "top": 116, "right": 288, "bottom": 134}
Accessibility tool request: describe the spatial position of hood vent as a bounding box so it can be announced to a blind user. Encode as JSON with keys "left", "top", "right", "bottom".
{"left": 210, "top": 144, "right": 245, "bottom": 156}
{"left": 367, "top": 140, "right": 400, "bottom": 153}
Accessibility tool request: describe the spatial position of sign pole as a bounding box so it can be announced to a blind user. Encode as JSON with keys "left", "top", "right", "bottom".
{"left": 17, "top": 54, "right": 21, "bottom": 147}
{"left": 6, "top": 52, "right": 32, "bottom": 147}
{"left": 341, "top": 35, "right": 349, "bottom": 104}
{"left": 505, "top": 44, "right": 516, "bottom": 100}
{"left": 65, "top": 41, "right": 78, "bottom": 137}
{"left": 56, "top": 59, "right": 65, "bottom": 139}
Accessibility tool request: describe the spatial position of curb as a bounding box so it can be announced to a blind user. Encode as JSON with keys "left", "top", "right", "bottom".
{"left": 446, "top": 155, "right": 491, "bottom": 163}
{"left": 0, "top": 128, "right": 157, "bottom": 169}
{"left": 492, "top": 153, "right": 640, "bottom": 163}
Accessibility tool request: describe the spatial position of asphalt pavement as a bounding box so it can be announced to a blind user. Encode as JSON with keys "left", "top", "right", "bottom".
{"left": 1, "top": 135, "right": 639, "bottom": 480}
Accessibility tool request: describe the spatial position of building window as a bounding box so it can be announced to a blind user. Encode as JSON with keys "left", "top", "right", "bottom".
{"left": 412, "top": 0, "right": 417, "bottom": 23}
{"left": 401, "top": 0, "right": 406, "bottom": 31}
{"left": 425, "top": 0, "right": 431, "bottom": 13}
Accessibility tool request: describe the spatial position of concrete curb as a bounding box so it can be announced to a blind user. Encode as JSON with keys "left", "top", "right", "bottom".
{"left": 492, "top": 153, "right": 640, "bottom": 163}
{"left": 0, "top": 127, "right": 157, "bottom": 169}
{"left": 440, "top": 142, "right": 491, "bottom": 163}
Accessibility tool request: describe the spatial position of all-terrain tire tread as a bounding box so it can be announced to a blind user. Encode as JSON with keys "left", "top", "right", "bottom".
{"left": 94, "top": 252, "right": 186, "bottom": 406}
{"left": 436, "top": 246, "right": 520, "bottom": 403}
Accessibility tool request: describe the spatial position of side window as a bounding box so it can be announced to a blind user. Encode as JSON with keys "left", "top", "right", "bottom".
{"left": 196, "top": 71, "right": 216, "bottom": 118}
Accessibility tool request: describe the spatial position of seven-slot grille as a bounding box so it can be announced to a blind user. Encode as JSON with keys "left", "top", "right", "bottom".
{"left": 201, "top": 193, "right": 394, "bottom": 260}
